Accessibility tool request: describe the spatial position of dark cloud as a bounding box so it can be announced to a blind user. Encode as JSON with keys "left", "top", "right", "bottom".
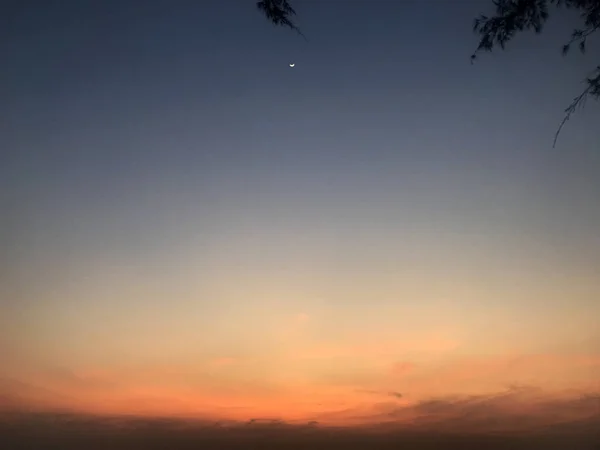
{"left": 1, "top": 384, "right": 599, "bottom": 449}
{"left": 369, "top": 385, "right": 600, "bottom": 435}
{"left": 354, "top": 389, "right": 403, "bottom": 399}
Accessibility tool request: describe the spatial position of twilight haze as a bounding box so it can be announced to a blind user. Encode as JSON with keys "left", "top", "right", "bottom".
{"left": 2, "top": 0, "right": 600, "bottom": 442}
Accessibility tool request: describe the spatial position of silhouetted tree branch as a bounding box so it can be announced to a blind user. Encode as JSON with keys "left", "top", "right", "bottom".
{"left": 471, "top": 0, "right": 600, "bottom": 146}
{"left": 554, "top": 66, "right": 600, "bottom": 145}
{"left": 256, "top": 0, "right": 306, "bottom": 40}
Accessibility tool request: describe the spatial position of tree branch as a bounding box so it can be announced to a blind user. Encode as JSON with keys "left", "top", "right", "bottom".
{"left": 553, "top": 67, "right": 600, "bottom": 147}
{"left": 471, "top": 0, "right": 600, "bottom": 146}
{"left": 562, "top": 25, "right": 599, "bottom": 54}
{"left": 256, "top": 0, "right": 307, "bottom": 40}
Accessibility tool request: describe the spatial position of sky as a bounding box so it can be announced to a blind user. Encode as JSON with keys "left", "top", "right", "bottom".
{"left": 1, "top": 0, "right": 600, "bottom": 434}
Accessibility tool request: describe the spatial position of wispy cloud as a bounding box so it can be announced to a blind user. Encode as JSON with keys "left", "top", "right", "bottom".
{"left": 408, "top": 353, "right": 600, "bottom": 391}
{"left": 4, "top": 350, "right": 599, "bottom": 427}
{"left": 354, "top": 389, "right": 403, "bottom": 399}
{"left": 323, "top": 385, "right": 600, "bottom": 433}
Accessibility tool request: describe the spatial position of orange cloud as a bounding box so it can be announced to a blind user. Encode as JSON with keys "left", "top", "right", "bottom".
{"left": 3, "top": 349, "right": 598, "bottom": 428}
{"left": 362, "top": 386, "right": 600, "bottom": 433}
{"left": 388, "top": 352, "right": 600, "bottom": 400}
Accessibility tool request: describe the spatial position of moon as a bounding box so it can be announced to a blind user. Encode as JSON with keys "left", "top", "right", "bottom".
{"left": 289, "top": 63, "right": 295, "bottom": 67}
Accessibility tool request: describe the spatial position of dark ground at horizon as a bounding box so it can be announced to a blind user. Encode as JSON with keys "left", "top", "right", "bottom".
{"left": 1, "top": 411, "right": 599, "bottom": 449}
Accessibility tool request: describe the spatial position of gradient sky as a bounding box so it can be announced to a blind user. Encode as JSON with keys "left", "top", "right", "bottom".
{"left": 2, "top": 0, "right": 599, "bottom": 428}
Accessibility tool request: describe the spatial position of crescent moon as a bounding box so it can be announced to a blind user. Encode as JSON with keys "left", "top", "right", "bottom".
{"left": 289, "top": 63, "right": 295, "bottom": 67}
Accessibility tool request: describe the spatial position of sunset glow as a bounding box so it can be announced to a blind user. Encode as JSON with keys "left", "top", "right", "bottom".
{"left": 2, "top": 0, "right": 599, "bottom": 442}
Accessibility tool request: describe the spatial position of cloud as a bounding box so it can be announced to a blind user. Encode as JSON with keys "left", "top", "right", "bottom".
{"left": 391, "top": 352, "right": 600, "bottom": 398}
{"left": 359, "top": 385, "right": 600, "bottom": 434}
{"left": 2, "top": 377, "right": 600, "bottom": 444}
{"left": 354, "top": 389, "right": 403, "bottom": 399}
{"left": 5, "top": 351, "right": 598, "bottom": 430}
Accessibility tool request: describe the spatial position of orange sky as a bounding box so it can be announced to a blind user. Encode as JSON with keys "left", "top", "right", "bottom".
{"left": 3, "top": 248, "right": 600, "bottom": 429}
{"left": 3, "top": 303, "right": 599, "bottom": 427}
